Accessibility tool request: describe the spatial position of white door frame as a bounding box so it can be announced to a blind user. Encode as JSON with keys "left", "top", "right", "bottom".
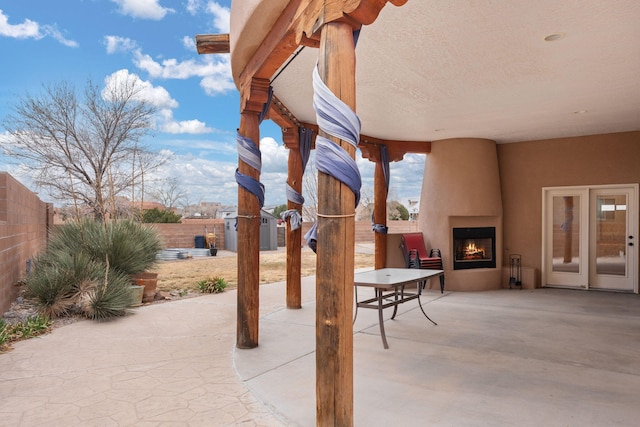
{"left": 542, "top": 184, "right": 638, "bottom": 293}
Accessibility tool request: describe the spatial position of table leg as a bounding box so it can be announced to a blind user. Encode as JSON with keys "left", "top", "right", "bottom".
{"left": 353, "top": 285, "right": 359, "bottom": 324}
{"left": 417, "top": 293, "right": 437, "bottom": 326}
{"left": 390, "top": 286, "right": 400, "bottom": 320}
{"left": 377, "top": 289, "right": 389, "bottom": 349}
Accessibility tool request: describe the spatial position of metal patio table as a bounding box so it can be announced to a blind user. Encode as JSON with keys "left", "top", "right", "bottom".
{"left": 354, "top": 268, "right": 444, "bottom": 349}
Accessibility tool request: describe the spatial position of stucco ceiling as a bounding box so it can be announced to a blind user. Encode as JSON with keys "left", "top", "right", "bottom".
{"left": 261, "top": 0, "right": 640, "bottom": 144}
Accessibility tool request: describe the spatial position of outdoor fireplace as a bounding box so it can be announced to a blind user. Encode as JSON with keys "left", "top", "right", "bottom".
{"left": 453, "top": 227, "right": 496, "bottom": 270}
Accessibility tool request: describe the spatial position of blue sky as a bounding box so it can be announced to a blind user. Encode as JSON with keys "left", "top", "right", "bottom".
{"left": 0, "top": 0, "right": 424, "bottom": 209}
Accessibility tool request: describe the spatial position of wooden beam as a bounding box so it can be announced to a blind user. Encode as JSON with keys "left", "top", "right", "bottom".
{"left": 238, "top": 0, "right": 305, "bottom": 101}
{"left": 236, "top": 79, "right": 269, "bottom": 349}
{"left": 360, "top": 136, "right": 431, "bottom": 162}
{"left": 268, "top": 96, "right": 319, "bottom": 144}
{"left": 374, "top": 153, "right": 388, "bottom": 269}
{"left": 195, "top": 34, "right": 230, "bottom": 54}
{"left": 285, "top": 128, "right": 303, "bottom": 309}
{"left": 294, "top": 0, "right": 406, "bottom": 44}
{"left": 315, "top": 20, "right": 356, "bottom": 427}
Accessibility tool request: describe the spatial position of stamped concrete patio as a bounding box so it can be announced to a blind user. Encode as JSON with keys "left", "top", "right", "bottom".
{"left": 1, "top": 270, "right": 639, "bottom": 426}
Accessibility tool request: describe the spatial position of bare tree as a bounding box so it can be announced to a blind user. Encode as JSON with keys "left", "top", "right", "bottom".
{"left": 1, "top": 76, "right": 166, "bottom": 221}
{"left": 147, "top": 177, "right": 187, "bottom": 211}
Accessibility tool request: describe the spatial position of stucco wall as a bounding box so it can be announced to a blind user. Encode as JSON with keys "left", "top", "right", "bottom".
{"left": 419, "top": 138, "right": 504, "bottom": 291}
{"left": 498, "top": 131, "right": 640, "bottom": 287}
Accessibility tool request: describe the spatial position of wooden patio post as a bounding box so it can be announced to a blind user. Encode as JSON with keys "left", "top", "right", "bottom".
{"left": 237, "top": 79, "right": 269, "bottom": 349}
{"left": 374, "top": 151, "right": 388, "bottom": 269}
{"left": 315, "top": 21, "right": 356, "bottom": 426}
{"left": 284, "top": 127, "right": 303, "bottom": 309}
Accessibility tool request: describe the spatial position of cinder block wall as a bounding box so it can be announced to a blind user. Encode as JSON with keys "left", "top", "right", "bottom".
{"left": 152, "top": 220, "right": 225, "bottom": 249}
{"left": 152, "top": 219, "right": 418, "bottom": 251}
{"left": 0, "top": 173, "right": 51, "bottom": 315}
{"left": 299, "top": 220, "right": 420, "bottom": 245}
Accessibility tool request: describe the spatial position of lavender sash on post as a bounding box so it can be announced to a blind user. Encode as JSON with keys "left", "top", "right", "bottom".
{"left": 305, "top": 63, "right": 362, "bottom": 251}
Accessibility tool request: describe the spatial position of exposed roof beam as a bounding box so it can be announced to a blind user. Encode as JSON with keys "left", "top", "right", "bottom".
{"left": 360, "top": 136, "right": 431, "bottom": 162}
{"left": 195, "top": 34, "right": 230, "bottom": 54}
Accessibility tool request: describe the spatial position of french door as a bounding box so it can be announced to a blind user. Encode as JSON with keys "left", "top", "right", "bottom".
{"left": 542, "top": 185, "right": 638, "bottom": 293}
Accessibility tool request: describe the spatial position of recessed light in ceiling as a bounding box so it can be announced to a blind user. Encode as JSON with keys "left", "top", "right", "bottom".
{"left": 574, "top": 110, "right": 588, "bottom": 114}
{"left": 544, "top": 33, "right": 565, "bottom": 42}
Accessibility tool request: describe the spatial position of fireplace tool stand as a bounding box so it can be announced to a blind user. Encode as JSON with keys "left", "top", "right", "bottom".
{"left": 509, "top": 254, "right": 522, "bottom": 289}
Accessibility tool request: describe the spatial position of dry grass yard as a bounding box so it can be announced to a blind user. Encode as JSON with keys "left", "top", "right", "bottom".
{"left": 152, "top": 248, "right": 375, "bottom": 293}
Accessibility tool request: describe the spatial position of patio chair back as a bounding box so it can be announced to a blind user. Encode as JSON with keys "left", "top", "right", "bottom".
{"left": 400, "top": 232, "right": 445, "bottom": 293}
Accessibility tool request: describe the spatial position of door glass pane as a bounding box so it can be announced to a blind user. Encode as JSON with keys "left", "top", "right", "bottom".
{"left": 552, "top": 196, "right": 580, "bottom": 273}
{"left": 595, "top": 194, "right": 627, "bottom": 276}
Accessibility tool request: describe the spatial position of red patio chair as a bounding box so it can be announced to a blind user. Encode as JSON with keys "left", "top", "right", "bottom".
{"left": 400, "top": 232, "right": 445, "bottom": 293}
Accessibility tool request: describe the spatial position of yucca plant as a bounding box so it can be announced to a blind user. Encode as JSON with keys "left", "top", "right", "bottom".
{"left": 26, "top": 250, "right": 102, "bottom": 318}
{"left": 78, "top": 267, "right": 133, "bottom": 320}
{"left": 26, "top": 219, "right": 163, "bottom": 320}
{"left": 47, "top": 219, "right": 163, "bottom": 275}
{"left": 99, "top": 220, "right": 163, "bottom": 275}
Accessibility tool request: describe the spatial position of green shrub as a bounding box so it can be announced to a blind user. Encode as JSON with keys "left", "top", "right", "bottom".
{"left": 48, "top": 219, "right": 163, "bottom": 275}
{"left": 0, "top": 315, "right": 51, "bottom": 353}
{"left": 26, "top": 250, "right": 99, "bottom": 318}
{"left": 79, "top": 269, "right": 133, "bottom": 320}
{"left": 25, "top": 219, "right": 163, "bottom": 320}
{"left": 141, "top": 207, "right": 181, "bottom": 223}
{"left": 196, "top": 277, "right": 227, "bottom": 294}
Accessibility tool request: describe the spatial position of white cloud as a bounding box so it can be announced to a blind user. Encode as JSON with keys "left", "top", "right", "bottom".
{"left": 111, "top": 0, "right": 175, "bottom": 20}
{"left": 43, "top": 26, "right": 78, "bottom": 47}
{"left": 132, "top": 49, "right": 234, "bottom": 96}
{"left": 181, "top": 35, "right": 197, "bottom": 52}
{"left": 186, "top": 0, "right": 203, "bottom": 15}
{"left": 0, "top": 10, "right": 40, "bottom": 38}
{"left": 157, "top": 109, "right": 213, "bottom": 134}
{"left": 206, "top": 1, "right": 230, "bottom": 33}
{"left": 104, "top": 35, "right": 137, "bottom": 54}
{"left": 200, "top": 70, "right": 236, "bottom": 95}
{"left": 184, "top": 1, "right": 229, "bottom": 33}
{"left": 103, "top": 69, "right": 178, "bottom": 109}
{"left": 260, "top": 137, "right": 288, "bottom": 173}
{"left": 0, "top": 10, "right": 78, "bottom": 47}
{"left": 388, "top": 153, "right": 425, "bottom": 200}
{"left": 143, "top": 135, "right": 294, "bottom": 206}
{"left": 103, "top": 70, "right": 218, "bottom": 135}
{"left": 134, "top": 50, "right": 230, "bottom": 80}
{"left": 155, "top": 137, "right": 236, "bottom": 155}
{"left": 147, "top": 150, "right": 239, "bottom": 204}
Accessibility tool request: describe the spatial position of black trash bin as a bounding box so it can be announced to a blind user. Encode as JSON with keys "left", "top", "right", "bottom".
{"left": 195, "top": 235, "right": 206, "bottom": 248}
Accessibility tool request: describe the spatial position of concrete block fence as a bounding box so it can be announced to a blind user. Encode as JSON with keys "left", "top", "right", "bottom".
{"left": 0, "top": 173, "right": 52, "bottom": 315}
{"left": 152, "top": 219, "right": 418, "bottom": 251}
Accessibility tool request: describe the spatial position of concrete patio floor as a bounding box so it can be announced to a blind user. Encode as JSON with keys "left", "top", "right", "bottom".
{"left": 237, "top": 278, "right": 640, "bottom": 426}
{"left": 1, "top": 271, "right": 639, "bottom": 426}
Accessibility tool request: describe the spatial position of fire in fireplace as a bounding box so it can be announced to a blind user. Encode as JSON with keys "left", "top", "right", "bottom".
{"left": 453, "top": 227, "right": 496, "bottom": 270}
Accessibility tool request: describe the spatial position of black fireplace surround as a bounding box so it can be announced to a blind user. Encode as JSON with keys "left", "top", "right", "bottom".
{"left": 453, "top": 227, "right": 496, "bottom": 270}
